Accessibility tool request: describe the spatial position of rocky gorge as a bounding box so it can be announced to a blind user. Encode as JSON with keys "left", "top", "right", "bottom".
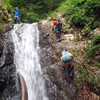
{"left": 39, "top": 16, "right": 100, "bottom": 100}
{"left": 0, "top": 1, "right": 100, "bottom": 99}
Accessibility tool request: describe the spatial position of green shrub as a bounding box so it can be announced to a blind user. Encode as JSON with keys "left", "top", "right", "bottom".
{"left": 56, "top": 0, "right": 100, "bottom": 29}
{"left": 7, "top": 5, "right": 12, "bottom": 13}
{"left": 3, "top": 0, "right": 64, "bottom": 23}
{"left": 77, "top": 66, "right": 87, "bottom": 85}
{"left": 86, "top": 34, "right": 100, "bottom": 58}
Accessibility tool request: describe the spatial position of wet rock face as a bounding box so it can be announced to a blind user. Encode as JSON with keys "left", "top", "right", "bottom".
{"left": 39, "top": 24, "right": 77, "bottom": 100}
{"left": 38, "top": 19, "right": 100, "bottom": 99}
{"left": 0, "top": 40, "right": 4, "bottom": 58}
{"left": 0, "top": 33, "right": 20, "bottom": 100}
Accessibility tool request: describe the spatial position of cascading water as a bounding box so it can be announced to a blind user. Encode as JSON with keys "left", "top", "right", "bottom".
{"left": 11, "top": 23, "right": 48, "bottom": 100}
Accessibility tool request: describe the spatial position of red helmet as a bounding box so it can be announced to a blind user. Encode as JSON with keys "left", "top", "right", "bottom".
{"left": 52, "top": 17, "right": 56, "bottom": 21}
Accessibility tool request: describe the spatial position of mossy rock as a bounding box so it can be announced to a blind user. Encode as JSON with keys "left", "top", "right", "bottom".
{"left": 0, "top": 4, "right": 2, "bottom": 9}
{"left": 0, "top": 10, "right": 2, "bottom": 15}
{"left": 4, "top": 11, "right": 8, "bottom": 17}
{"left": 95, "top": 56, "right": 100, "bottom": 61}
{"left": 2, "top": 15, "right": 9, "bottom": 23}
{"left": 95, "top": 62, "right": 100, "bottom": 67}
{"left": 1, "top": 7, "right": 5, "bottom": 11}
{"left": 0, "top": 19, "right": 4, "bottom": 23}
{"left": 0, "top": 23, "right": 5, "bottom": 33}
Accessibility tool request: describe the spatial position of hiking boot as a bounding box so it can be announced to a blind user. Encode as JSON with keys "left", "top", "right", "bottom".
{"left": 57, "top": 39, "right": 61, "bottom": 42}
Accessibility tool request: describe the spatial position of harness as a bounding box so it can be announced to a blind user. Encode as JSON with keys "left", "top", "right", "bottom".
{"left": 14, "top": 15, "right": 19, "bottom": 16}
{"left": 14, "top": 15, "right": 19, "bottom": 18}
{"left": 65, "top": 61, "right": 73, "bottom": 69}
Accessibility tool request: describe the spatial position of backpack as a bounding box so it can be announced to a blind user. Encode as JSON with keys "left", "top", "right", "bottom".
{"left": 62, "top": 50, "right": 72, "bottom": 62}
{"left": 56, "top": 19, "right": 62, "bottom": 29}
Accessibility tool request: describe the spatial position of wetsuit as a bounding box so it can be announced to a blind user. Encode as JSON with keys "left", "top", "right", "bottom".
{"left": 13, "top": 11, "right": 20, "bottom": 23}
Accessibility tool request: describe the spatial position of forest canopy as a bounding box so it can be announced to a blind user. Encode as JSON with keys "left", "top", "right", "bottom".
{"left": 55, "top": 0, "right": 100, "bottom": 29}
{"left": 3, "top": 0, "right": 65, "bottom": 23}
{"left": 3, "top": 0, "right": 100, "bottom": 28}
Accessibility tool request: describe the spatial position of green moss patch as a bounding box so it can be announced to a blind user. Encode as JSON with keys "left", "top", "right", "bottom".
{"left": 0, "top": 23, "right": 5, "bottom": 33}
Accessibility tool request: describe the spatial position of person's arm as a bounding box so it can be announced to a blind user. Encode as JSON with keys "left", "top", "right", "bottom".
{"left": 52, "top": 21, "right": 55, "bottom": 30}
{"left": 52, "top": 24, "right": 54, "bottom": 30}
{"left": 12, "top": 11, "right": 15, "bottom": 13}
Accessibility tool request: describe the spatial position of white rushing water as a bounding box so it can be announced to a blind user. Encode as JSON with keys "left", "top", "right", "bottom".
{"left": 11, "top": 23, "right": 48, "bottom": 100}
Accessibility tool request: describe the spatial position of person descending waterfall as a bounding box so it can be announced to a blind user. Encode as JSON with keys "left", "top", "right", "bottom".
{"left": 61, "top": 50, "right": 74, "bottom": 84}
{"left": 52, "top": 17, "right": 62, "bottom": 42}
{"left": 12, "top": 7, "right": 20, "bottom": 24}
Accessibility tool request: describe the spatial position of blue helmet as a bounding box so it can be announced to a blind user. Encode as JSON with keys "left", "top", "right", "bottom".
{"left": 15, "top": 7, "right": 18, "bottom": 10}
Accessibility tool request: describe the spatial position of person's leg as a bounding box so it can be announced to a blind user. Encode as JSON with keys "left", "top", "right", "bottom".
{"left": 14, "top": 16, "right": 17, "bottom": 24}
{"left": 70, "top": 66, "right": 74, "bottom": 80}
{"left": 56, "top": 31, "right": 61, "bottom": 42}
{"left": 65, "top": 67, "right": 70, "bottom": 84}
{"left": 56, "top": 31, "right": 60, "bottom": 42}
{"left": 17, "top": 17, "right": 19, "bottom": 24}
{"left": 15, "top": 19, "right": 16, "bottom": 24}
{"left": 14, "top": 17, "right": 16, "bottom": 24}
{"left": 59, "top": 34, "right": 61, "bottom": 41}
{"left": 58, "top": 29, "right": 61, "bottom": 41}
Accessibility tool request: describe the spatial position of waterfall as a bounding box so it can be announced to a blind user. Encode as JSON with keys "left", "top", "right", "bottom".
{"left": 11, "top": 23, "right": 48, "bottom": 100}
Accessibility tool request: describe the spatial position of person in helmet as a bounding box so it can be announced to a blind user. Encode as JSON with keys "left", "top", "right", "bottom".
{"left": 61, "top": 50, "right": 74, "bottom": 84}
{"left": 12, "top": 7, "right": 20, "bottom": 24}
{"left": 52, "top": 17, "right": 62, "bottom": 42}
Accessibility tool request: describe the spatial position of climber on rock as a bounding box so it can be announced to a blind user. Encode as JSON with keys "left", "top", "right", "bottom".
{"left": 61, "top": 50, "right": 74, "bottom": 84}
{"left": 12, "top": 7, "right": 20, "bottom": 24}
{"left": 52, "top": 17, "right": 62, "bottom": 42}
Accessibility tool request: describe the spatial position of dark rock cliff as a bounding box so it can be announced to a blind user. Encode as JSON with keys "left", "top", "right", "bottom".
{"left": 0, "top": 1, "right": 20, "bottom": 99}
{"left": 0, "top": 33, "right": 20, "bottom": 100}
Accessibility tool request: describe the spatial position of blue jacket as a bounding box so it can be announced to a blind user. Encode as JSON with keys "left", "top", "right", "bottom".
{"left": 13, "top": 11, "right": 20, "bottom": 16}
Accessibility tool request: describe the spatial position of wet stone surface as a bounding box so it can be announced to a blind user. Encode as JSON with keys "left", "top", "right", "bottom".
{"left": 39, "top": 24, "right": 77, "bottom": 100}
{"left": 0, "top": 33, "right": 20, "bottom": 100}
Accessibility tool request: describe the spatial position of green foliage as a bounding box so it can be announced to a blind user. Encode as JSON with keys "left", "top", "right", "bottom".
{"left": 1, "top": 7, "right": 5, "bottom": 11}
{"left": 86, "top": 73, "right": 94, "bottom": 83}
{"left": 57, "top": 0, "right": 100, "bottom": 29}
{"left": 77, "top": 67, "right": 87, "bottom": 85}
{"left": 77, "top": 66, "right": 95, "bottom": 85}
{"left": 56, "top": 49, "right": 60, "bottom": 53}
{"left": 3, "top": 0, "right": 64, "bottom": 23}
{"left": 86, "top": 34, "right": 100, "bottom": 58}
{"left": 0, "top": 2, "right": 9, "bottom": 24}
